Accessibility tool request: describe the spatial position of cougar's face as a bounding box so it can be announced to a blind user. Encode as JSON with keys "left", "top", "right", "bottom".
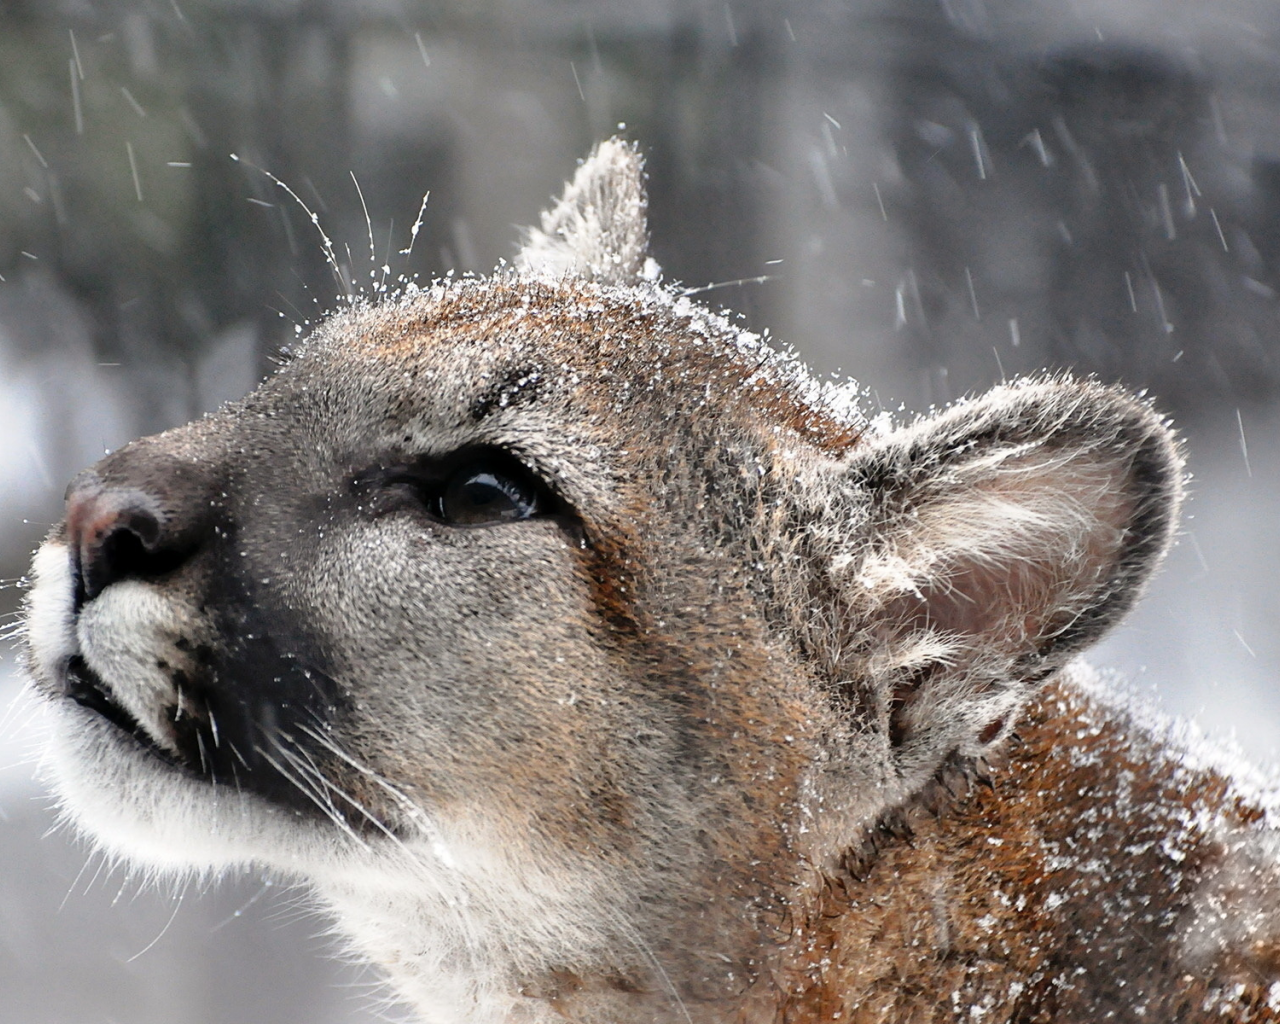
{"left": 25, "top": 282, "right": 835, "bottom": 899}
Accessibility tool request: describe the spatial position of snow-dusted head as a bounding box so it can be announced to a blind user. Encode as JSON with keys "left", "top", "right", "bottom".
{"left": 24, "top": 141, "right": 1184, "bottom": 1024}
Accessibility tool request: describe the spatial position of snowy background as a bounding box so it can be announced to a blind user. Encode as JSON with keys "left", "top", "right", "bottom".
{"left": 3, "top": 1, "right": 1280, "bottom": 1021}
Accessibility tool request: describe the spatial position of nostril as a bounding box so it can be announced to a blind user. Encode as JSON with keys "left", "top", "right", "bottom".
{"left": 92, "top": 516, "right": 185, "bottom": 595}
{"left": 66, "top": 481, "right": 187, "bottom": 605}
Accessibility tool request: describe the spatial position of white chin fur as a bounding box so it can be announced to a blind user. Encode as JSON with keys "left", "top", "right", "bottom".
{"left": 44, "top": 707, "right": 342, "bottom": 874}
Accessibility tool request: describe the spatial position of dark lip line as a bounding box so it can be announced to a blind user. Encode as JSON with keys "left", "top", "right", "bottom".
{"left": 63, "top": 656, "right": 184, "bottom": 770}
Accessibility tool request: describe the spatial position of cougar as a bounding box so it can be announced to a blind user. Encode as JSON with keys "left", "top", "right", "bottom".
{"left": 23, "top": 140, "right": 1280, "bottom": 1023}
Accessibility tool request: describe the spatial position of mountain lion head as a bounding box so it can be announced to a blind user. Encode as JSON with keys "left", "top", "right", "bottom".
{"left": 24, "top": 140, "right": 1184, "bottom": 1023}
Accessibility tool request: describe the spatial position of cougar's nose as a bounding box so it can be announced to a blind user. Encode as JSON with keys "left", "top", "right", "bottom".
{"left": 65, "top": 459, "right": 216, "bottom": 605}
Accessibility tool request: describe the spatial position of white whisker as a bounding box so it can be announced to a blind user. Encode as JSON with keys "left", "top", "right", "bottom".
{"left": 231, "top": 152, "right": 349, "bottom": 302}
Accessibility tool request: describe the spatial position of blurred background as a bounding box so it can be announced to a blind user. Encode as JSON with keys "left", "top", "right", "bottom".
{"left": 3, "top": 0, "right": 1280, "bottom": 1020}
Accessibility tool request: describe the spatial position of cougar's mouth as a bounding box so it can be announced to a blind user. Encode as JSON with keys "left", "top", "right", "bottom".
{"left": 63, "top": 655, "right": 185, "bottom": 770}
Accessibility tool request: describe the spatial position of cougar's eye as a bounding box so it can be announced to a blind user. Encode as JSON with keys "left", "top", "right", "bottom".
{"left": 357, "top": 447, "right": 560, "bottom": 528}
{"left": 438, "top": 465, "right": 542, "bottom": 525}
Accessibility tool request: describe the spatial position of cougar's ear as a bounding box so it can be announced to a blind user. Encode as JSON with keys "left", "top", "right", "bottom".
{"left": 829, "top": 378, "right": 1182, "bottom": 784}
{"left": 515, "top": 138, "right": 656, "bottom": 286}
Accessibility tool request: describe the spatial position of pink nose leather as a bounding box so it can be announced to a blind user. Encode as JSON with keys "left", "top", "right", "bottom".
{"left": 64, "top": 476, "right": 163, "bottom": 603}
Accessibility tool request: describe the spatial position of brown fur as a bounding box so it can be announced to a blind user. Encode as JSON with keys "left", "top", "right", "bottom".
{"left": 772, "top": 675, "right": 1279, "bottom": 1023}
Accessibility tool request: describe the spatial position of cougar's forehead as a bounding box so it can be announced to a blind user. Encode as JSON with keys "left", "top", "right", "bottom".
{"left": 263, "top": 280, "right": 861, "bottom": 469}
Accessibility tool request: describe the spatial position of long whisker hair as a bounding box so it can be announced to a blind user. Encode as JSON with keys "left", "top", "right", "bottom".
{"left": 272, "top": 721, "right": 491, "bottom": 974}
{"left": 251, "top": 742, "right": 372, "bottom": 854}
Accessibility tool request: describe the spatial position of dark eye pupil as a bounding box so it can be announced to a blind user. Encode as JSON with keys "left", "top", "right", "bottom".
{"left": 440, "top": 469, "right": 539, "bottom": 525}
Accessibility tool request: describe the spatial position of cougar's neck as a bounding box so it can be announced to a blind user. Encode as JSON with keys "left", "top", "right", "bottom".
{"left": 312, "top": 840, "right": 779, "bottom": 1024}
{"left": 315, "top": 672, "right": 1269, "bottom": 1024}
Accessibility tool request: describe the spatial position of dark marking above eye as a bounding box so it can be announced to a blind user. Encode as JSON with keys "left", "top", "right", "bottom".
{"left": 470, "top": 366, "right": 545, "bottom": 421}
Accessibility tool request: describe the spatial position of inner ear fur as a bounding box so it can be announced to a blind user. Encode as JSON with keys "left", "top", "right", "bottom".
{"left": 829, "top": 377, "right": 1182, "bottom": 775}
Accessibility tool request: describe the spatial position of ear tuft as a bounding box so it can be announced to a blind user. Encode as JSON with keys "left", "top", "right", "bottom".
{"left": 515, "top": 138, "right": 656, "bottom": 286}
